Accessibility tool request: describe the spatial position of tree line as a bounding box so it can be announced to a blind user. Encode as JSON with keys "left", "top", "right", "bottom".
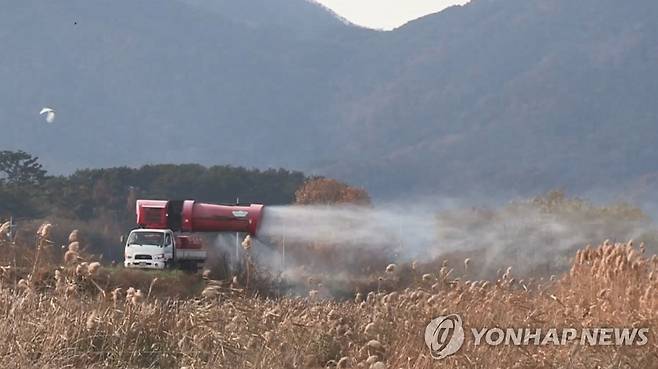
{"left": 0, "top": 150, "right": 308, "bottom": 221}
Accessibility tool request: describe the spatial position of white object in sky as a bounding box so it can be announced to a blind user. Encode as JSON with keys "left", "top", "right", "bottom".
{"left": 39, "top": 107, "right": 56, "bottom": 123}
{"left": 316, "top": 0, "right": 469, "bottom": 30}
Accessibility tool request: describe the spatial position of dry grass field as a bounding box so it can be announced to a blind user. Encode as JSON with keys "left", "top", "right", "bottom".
{"left": 0, "top": 223, "right": 657, "bottom": 369}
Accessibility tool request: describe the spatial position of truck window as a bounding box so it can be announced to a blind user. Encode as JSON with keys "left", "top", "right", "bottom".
{"left": 165, "top": 233, "right": 172, "bottom": 246}
{"left": 127, "top": 231, "right": 164, "bottom": 247}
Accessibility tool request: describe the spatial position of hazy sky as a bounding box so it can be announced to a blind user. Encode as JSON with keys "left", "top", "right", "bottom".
{"left": 316, "top": 0, "right": 469, "bottom": 30}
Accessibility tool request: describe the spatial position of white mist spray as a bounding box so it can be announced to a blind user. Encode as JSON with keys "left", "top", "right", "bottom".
{"left": 259, "top": 205, "right": 436, "bottom": 255}
{"left": 257, "top": 202, "right": 655, "bottom": 278}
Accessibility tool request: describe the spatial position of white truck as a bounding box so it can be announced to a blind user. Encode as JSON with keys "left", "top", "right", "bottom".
{"left": 123, "top": 229, "right": 206, "bottom": 270}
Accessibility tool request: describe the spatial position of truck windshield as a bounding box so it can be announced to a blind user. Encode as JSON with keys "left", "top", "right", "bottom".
{"left": 127, "top": 232, "right": 164, "bottom": 247}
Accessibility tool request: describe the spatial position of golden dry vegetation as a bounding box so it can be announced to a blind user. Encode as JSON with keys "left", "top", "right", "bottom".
{"left": 0, "top": 222, "right": 657, "bottom": 369}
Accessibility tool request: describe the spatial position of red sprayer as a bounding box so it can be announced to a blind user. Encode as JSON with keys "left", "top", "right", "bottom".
{"left": 136, "top": 200, "right": 264, "bottom": 235}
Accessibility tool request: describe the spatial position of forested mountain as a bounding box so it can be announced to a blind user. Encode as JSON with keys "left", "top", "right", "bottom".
{"left": 2, "top": 0, "right": 657, "bottom": 197}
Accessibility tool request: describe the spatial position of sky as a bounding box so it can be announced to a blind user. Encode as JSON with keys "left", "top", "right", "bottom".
{"left": 316, "top": 0, "right": 469, "bottom": 30}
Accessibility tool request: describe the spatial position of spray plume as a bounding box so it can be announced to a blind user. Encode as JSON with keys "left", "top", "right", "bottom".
{"left": 207, "top": 195, "right": 656, "bottom": 297}
{"left": 257, "top": 199, "right": 655, "bottom": 278}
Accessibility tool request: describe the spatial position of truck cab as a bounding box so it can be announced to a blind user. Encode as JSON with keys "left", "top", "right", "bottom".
{"left": 124, "top": 228, "right": 208, "bottom": 270}
{"left": 124, "top": 229, "right": 174, "bottom": 269}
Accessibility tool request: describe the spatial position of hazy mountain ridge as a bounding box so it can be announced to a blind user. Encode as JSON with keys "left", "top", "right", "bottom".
{"left": 1, "top": 0, "right": 657, "bottom": 197}
{"left": 0, "top": 0, "right": 359, "bottom": 170}
{"left": 326, "top": 0, "right": 658, "bottom": 195}
{"left": 176, "top": 0, "right": 351, "bottom": 34}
